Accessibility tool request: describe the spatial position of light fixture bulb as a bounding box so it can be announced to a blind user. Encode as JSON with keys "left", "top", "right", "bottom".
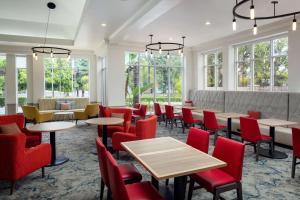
{"left": 232, "top": 18, "right": 237, "bottom": 31}
{"left": 180, "top": 50, "right": 183, "bottom": 57}
{"left": 253, "top": 23, "right": 257, "bottom": 35}
{"left": 167, "top": 52, "right": 170, "bottom": 59}
{"left": 150, "top": 51, "right": 153, "bottom": 58}
{"left": 250, "top": 5, "right": 255, "bottom": 20}
{"left": 34, "top": 54, "right": 38, "bottom": 61}
{"left": 50, "top": 50, "right": 53, "bottom": 58}
{"left": 145, "top": 49, "right": 148, "bottom": 56}
{"left": 67, "top": 53, "right": 70, "bottom": 61}
{"left": 293, "top": 18, "right": 297, "bottom": 31}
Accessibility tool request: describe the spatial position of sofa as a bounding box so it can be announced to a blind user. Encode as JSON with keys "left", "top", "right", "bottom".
{"left": 38, "top": 98, "right": 89, "bottom": 121}
{"left": 190, "top": 90, "right": 299, "bottom": 147}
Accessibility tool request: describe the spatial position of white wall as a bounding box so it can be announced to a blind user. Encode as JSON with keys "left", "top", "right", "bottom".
{"left": 191, "top": 19, "right": 299, "bottom": 92}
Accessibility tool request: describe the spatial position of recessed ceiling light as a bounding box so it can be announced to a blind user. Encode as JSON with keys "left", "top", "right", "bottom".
{"left": 169, "top": 37, "right": 173, "bottom": 41}
{"left": 205, "top": 21, "right": 211, "bottom": 25}
{"left": 101, "top": 23, "right": 107, "bottom": 27}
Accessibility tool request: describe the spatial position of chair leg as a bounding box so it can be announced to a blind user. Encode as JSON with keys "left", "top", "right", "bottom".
{"left": 100, "top": 178, "right": 105, "bottom": 200}
{"left": 116, "top": 151, "right": 120, "bottom": 160}
{"left": 214, "top": 131, "right": 218, "bottom": 145}
{"left": 187, "top": 178, "right": 195, "bottom": 200}
{"left": 292, "top": 155, "right": 296, "bottom": 178}
{"left": 107, "top": 188, "right": 112, "bottom": 200}
{"left": 237, "top": 182, "right": 243, "bottom": 200}
{"left": 253, "top": 144, "right": 257, "bottom": 153}
{"left": 42, "top": 167, "right": 45, "bottom": 178}
{"left": 256, "top": 142, "right": 260, "bottom": 162}
{"left": 165, "top": 178, "right": 169, "bottom": 186}
{"left": 182, "top": 123, "right": 185, "bottom": 133}
{"left": 165, "top": 119, "right": 168, "bottom": 127}
{"left": 213, "top": 191, "right": 220, "bottom": 200}
{"left": 10, "top": 181, "right": 15, "bottom": 195}
{"left": 76, "top": 119, "right": 78, "bottom": 125}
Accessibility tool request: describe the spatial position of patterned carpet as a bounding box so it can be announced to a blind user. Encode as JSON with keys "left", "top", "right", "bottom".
{"left": 0, "top": 122, "right": 300, "bottom": 200}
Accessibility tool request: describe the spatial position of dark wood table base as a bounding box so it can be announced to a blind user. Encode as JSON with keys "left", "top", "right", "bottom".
{"left": 48, "top": 131, "right": 69, "bottom": 166}
{"left": 259, "top": 148, "right": 288, "bottom": 159}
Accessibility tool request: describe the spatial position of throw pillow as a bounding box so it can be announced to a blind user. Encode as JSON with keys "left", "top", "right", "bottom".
{"left": 0, "top": 123, "right": 21, "bottom": 134}
{"left": 65, "top": 100, "right": 75, "bottom": 109}
{"left": 248, "top": 111, "right": 261, "bottom": 119}
{"left": 60, "top": 103, "right": 71, "bottom": 110}
{"left": 55, "top": 101, "right": 64, "bottom": 110}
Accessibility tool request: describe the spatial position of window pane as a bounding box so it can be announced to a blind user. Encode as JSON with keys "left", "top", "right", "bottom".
{"left": 237, "top": 62, "right": 251, "bottom": 90}
{"left": 254, "top": 41, "right": 271, "bottom": 91}
{"left": 140, "top": 64, "right": 154, "bottom": 111}
{"left": 217, "top": 52, "right": 223, "bottom": 64}
{"left": 155, "top": 67, "right": 169, "bottom": 104}
{"left": 206, "top": 53, "right": 215, "bottom": 66}
{"left": 274, "top": 56, "right": 288, "bottom": 91}
{"left": 125, "top": 64, "right": 136, "bottom": 106}
{"left": 238, "top": 45, "right": 251, "bottom": 62}
{"left": 273, "top": 37, "right": 288, "bottom": 56}
{"left": 16, "top": 56, "right": 27, "bottom": 112}
{"left": 0, "top": 56, "right": 6, "bottom": 114}
{"left": 218, "top": 65, "right": 223, "bottom": 87}
{"left": 206, "top": 66, "right": 215, "bottom": 87}
{"left": 73, "top": 58, "right": 89, "bottom": 97}
{"left": 170, "top": 67, "right": 183, "bottom": 105}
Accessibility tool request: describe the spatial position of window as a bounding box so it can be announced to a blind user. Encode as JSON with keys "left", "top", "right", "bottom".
{"left": 16, "top": 56, "right": 27, "bottom": 112}
{"left": 203, "top": 51, "right": 223, "bottom": 89}
{"left": 0, "top": 55, "right": 5, "bottom": 114}
{"left": 234, "top": 36, "right": 288, "bottom": 91}
{"left": 44, "top": 57, "right": 89, "bottom": 97}
{"left": 125, "top": 52, "right": 184, "bottom": 110}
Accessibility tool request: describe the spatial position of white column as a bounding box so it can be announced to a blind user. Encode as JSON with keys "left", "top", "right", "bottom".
{"left": 288, "top": 28, "right": 300, "bottom": 92}
{"left": 89, "top": 54, "right": 97, "bottom": 102}
{"left": 5, "top": 54, "right": 17, "bottom": 113}
{"left": 32, "top": 55, "right": 44, "bottom": 103}
{"left": 26, "top": 55, "right": 33, "bottom": 104}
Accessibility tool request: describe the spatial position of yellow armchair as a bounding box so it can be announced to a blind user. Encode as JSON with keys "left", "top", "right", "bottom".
{"left": 22, "top": 105, "right": 54, "bottom": 124}
{"left": 74, "top": 104, "right": 99, "bottom": 124}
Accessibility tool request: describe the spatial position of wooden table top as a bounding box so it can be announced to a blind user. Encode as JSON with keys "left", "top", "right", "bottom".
{"left": 85, "top": 117, "right": 124, "bottom": 126}
{"left": 217, "top": 112, "right": 248, "bottom": 119}
{"left": 121, "top": 137, "right": 226, "bottom": 180}
{"left": 54, "top": 111, "right": 74, "bottom": 115}
{"left": 27, "top": 121, "right": 75, "bottom": 132}
{"left": 174, "top": 105, "right": 198, "bottom": 110}
{"left": 193, "top": 109, "right": 221, "bottom": 113}
{"left": 258, "top": 118, "right": 298, "bottom": 127}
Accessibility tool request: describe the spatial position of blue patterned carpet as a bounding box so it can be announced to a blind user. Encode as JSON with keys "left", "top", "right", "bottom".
{"left": 0, "top": 122, "right": 300, "bottom": 200}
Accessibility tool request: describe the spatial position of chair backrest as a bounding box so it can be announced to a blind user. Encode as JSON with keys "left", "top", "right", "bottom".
{"left": 239, "top": 117, "right": 262, "bottom": 142}
{"left": 292, "top": 127, "right": 300, "bottom": 157}
{"left": 182, "top": 108, "right": 194, "bottom": 124}
{"left": 0, "top": 114, "right": 25, "bottom": 129}
{"left": 154, "top": 103, "right": 162, "bottom": 116}
{"left": 109, "top": 108, "right": 132, "bottom": 132}
{"left": 165, "top": 105, "right": 174, "bottom": 119}
{"left": 22, "top": 106, "right": 38, "bottom": 121}
{"left": 203, "top": 111, "right": 219, "bottom": 131}
{"left": 99, "top": 105, "right": 105, "bottom": 117}
{"left": 139, "top": 105, "right": 147, "bottom": 118}
{"left": 106, "top": 152, "right": 129, "bottom": 200}
{"left": 0, "top": 133, "right": 25, "bottom": 181}
{"left": 85, "top": 104, "right": 99, "bottom": 117}
{"left": 213, "top": 137, "right": 245, "bottom": 181}
{"left": 186, "top": 128, "right": 209, "bottom": 153}
{"left": 135, "top": 115, "right": 157, "bottom": 140}
{"left": 133, "top": 103, "right": 141, "bottom": 115}
{"left": 95, "top": 137, "right": 110, "bottom": 186}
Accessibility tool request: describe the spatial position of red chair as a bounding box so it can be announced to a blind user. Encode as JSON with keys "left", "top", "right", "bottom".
{"left": 240, "top": 117, "right": 273, "bottom": 161}
{"left": 292, "top": 127, "right": 300, "bottom": 178}
{"left": 188, "top": 137, "right": 245, "bottom": 200}
{"left": 132, "top": 103, "right": 141, "bottom": 115}
{"left": 182, "top": 108, "right": 203, "bottom": 133}
{"left": 166, "top": 128, "right": 209, "bottom": 185}
{"left": 96, "top": 138, "right": 142, "bottom": 200}
{"left": 203, "top": 111, "right": 227, "bottom": 144}
{"left": 0, "top": 133, "right": 51, "bottom": 194}
{"left": 98, "top": 107, "right": 132, "bottom": 138}
{"left": 132, "top": 104, "right": 147, "bottom": 121}
{"left": 154, "top": 102, "right": 165, "bottom": 124}
{"left": 165, "top": 105, "right": 182, "bottom": 128}
{"left": 112, "top": 115, "right": 157, "bottom": 156}
{"left": 0, "top": 114, "right": 42, "bottom": 148}
{"left": 106, "top": 151, "right": 164, "bottom": 200}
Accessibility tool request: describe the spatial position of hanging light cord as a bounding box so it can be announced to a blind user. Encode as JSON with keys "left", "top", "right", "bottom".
{"left": 43, "top": 8, "right": 51, "bottom": 47}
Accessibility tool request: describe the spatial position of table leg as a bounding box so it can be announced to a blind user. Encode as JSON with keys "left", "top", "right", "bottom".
{"left": 259, "top": 126, "right": 288, "bottom": 159}
{"left": 227, "top": 118, "right": 232, "bottom": 139}
{"left": 102, "top": 125, "right": 108, "bottom": 147}
{"left": 151, "top": 176, "right": 159, "bottom": 190}
{"left": 49, "top": 131, "right": 69, "bottom": 166}
{"left": 174, "top": 176, "right": 187, "bottom": 200}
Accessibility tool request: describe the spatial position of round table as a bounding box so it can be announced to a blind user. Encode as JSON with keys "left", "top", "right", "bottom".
{"left": 86, "top": 117, "right": 124, "bottom": 149}
{"left": 27, "top": 122, "right": 75, "bottom": 166}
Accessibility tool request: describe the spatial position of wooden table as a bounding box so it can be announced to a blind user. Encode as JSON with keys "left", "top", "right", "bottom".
{"left": 217, "top": 112, "right": 248, "bottom": 139}
{"left": 193, "top": 108, "right": 221, "bottom": 113}
{"left": 258, "top": 118, "right": 298, "bottom": 159}
{"left": 86, "top": 117, "right": 124, "bottom": 148}
{"left": 122, "top": 137, "right": 226, "bottom": 200}
{"left": 27, "top": 122, "right": 75, "bottom": 166}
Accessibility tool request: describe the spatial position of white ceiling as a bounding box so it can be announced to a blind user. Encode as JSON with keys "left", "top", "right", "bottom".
{"left": 0, "top": 0, "right": 299, "bottom": 50}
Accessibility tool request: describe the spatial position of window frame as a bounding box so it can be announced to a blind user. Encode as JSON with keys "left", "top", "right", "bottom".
{"left": 203, "top": 50, "right": 223, "bottom": 90}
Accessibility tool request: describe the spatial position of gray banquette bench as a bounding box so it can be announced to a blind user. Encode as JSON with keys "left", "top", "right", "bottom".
{"left": 190, "top": 90, "right": 300, "bottom": 147}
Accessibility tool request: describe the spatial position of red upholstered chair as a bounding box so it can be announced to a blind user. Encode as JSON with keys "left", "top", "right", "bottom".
{"left": 292, "top": 128, "right": 300, "bottom": 178}
{"left": 188, "top": 137, "right": 245, "bottom": 200}
{"left": 165, "top": 105, "right": 182, "bottom": 128}
{"left": 0, "top": 114, "right": 42, "bottom": 148}
{"left": 0, "top": 133, "right": 51, "bottom": 195}
{"left": 98, "top": 107, "right": 132, "bottom": 138}
{"left": 96, "top": 138, "right": 142, "bottom": 200}
{"left": 112, "top": 115, "right": 157, "bottom": 156}
{"left": 182, "top": 108, "right": 203, "bottom": 133}
{"left": 154, "top": 102, "right": 165, "bottom": 124}
{"left": 106, "top": 151, "right": 164, "bottom": 200}
{"left": 132, "top": 103, "right": 141, "bottom": 115}
{"left": 240, "top": 117, "right": 273, "bottom": 161}
{"left": 203, "top": 111, "right": 227, "bottom": 144}
{"left": 132, "top": 104, "right": 147, "bottom": 121}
